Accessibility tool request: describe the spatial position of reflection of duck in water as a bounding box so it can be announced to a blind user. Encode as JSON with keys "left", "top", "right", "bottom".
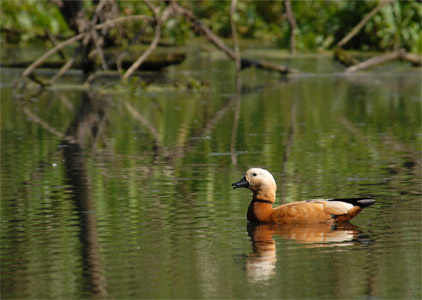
{"left": 246, "top": 222, "right": 366, "bottom": 282}
{"left": 232, "top": 168, "right": 375, "bottom": 224}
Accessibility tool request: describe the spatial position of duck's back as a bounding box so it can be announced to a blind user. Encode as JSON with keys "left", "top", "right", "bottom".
{"left": 269, "top": 198, "right": 375, "bottom": 224}
{"left": 270, "top": 201, "right": 334, "bottom": 224}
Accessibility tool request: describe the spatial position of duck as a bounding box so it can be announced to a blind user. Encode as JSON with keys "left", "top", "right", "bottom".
{"left": 232, "top": 168, "right": 375, "bottom": 224}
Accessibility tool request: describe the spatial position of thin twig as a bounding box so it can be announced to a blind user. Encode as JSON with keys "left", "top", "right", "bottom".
{"left": 91, "top": 28, "right": 109, "bottom": 71}
{"left": 49, "top": 26, "right": 95, "bottom": 84}
{"left": 121, "top": 23, "right": 162, "bottom": 81}
{"left": 121, "top": 3, "right": 173, "bottom": 81}
{"left": 90, "top": 0, "right": 109, "bottom": 71}
{"left": 48, "top": 55, "right": 77, "bottom": 84}
{"left": 116, "top": 21, "right": 150, "bottom": 76}
{"left": 45, "top": 28, "right": 67, "bottom": 59}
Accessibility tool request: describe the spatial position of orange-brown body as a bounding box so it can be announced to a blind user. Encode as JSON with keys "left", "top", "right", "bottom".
{"left": 233, "top": 168, "right": 375, "bottom": 224}
{"left": 247, "top": 200, "right": 363, "bottom": 224}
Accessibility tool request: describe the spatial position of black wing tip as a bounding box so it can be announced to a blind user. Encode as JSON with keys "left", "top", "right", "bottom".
{"left": 356, "top": 198, "right": 376, "bottom": 208}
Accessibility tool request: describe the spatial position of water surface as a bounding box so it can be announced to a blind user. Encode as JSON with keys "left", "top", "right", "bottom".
{"left": 1, "top": 51, "right": 421, "bottom": 299}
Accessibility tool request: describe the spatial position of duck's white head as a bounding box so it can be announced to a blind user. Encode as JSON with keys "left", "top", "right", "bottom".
{"left": 232, "top": 168, "right": 277, "bottom": 202}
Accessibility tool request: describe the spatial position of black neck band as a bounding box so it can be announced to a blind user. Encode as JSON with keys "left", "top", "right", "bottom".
{"left": 253, "top": 199, "right": 273, "bottom": 204}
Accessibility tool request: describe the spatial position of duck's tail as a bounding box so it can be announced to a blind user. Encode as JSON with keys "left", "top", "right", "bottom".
{"left": 329, "top": 198, "right": 375, "bottom": 222}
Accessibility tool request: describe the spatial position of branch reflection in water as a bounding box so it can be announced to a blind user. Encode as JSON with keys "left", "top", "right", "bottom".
{"left": 245, "top": 222, "right": 368, "bottom": 282}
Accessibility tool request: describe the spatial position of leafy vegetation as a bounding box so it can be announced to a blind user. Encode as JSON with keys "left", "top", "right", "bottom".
{"left": 1, "top": 0, "right": 71, "bottom": 43}
{"left": 1, "top": 0, "right": 421, "bottom": 53}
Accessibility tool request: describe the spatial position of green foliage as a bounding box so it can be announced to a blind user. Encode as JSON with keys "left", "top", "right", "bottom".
{"left": 1, "top": 0, "right": 421, "bottom": 53}
{"left": 1, "top": 0, "right": 71, "bottom": 44}
{"left": 368, "top": 1, "right": 422, "bottom": 53}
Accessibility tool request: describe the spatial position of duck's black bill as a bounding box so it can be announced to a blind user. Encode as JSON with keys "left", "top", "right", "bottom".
{"left": 232, "top": 176, "right": 249, "bottom": 189}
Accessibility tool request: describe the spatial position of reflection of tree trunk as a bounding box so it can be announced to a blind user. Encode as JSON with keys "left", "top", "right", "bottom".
{"left": 62, "top": 92, "right": 108, "bottom": 296}
{"left": 230, "top": 77, "right": 242, "bottom": 165}
{"left": 63, "top": 143, "right": 107, "bottom": 296}
{"left": 280, "top": 102, "right": 296, "bottom": 201}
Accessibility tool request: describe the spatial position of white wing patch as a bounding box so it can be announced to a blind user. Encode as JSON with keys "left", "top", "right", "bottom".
{"left": 323, "top": 201, "right": 353, "bottom": 215}
{"left": 309, "top": 200, "right": 353, "bottom": 215}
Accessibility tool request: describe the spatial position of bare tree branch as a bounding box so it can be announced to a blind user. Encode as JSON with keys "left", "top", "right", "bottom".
{"left": 21, "top": 15, "right": 153, "bottom": 78}
{"left": 48, "top": 56, "right": 77, "bottom": 84}
{"left": 91, "top": 28, "right": 109, "bottom": 71}
{"left": 121, "top": 3, "right": 174, "bottom": 81}
{"left": 172, "top": 2, "right": 297, "bottom": 74}
{"left": 44, "top": 28, "right": 67, "bottom": 59}
{"left": 49, "top": 26, "right": 93, "bottom": 84}
{"left": 337, "top": 0, "right": 393, "bottom": 48}
{"left": 121, "top": 23, "right": 161, "bottom": 81}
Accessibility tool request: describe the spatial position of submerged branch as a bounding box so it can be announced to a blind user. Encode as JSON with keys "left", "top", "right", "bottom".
{"left": 334, "top": 48, "right": 359, "bottom": 67}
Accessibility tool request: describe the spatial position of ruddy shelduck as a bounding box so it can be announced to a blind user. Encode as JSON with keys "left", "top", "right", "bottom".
{"left": 232, "top": 168, "right": 375, "bottom": 224}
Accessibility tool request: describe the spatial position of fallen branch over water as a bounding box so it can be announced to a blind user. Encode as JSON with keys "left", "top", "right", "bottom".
{"left": 345, "top": 49, "right": 421, "bottom": 73}
{"left": 334, "top": 0, "right": 420, "bottom": 72}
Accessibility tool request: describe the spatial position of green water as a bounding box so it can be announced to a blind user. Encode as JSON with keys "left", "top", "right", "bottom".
{"left": 1, "top": 52, "right": 421, "bottom": 299}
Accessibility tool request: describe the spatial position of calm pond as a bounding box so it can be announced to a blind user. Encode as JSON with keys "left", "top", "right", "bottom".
{"left": 1, "top": 48, "right": 421, "bottom": 299}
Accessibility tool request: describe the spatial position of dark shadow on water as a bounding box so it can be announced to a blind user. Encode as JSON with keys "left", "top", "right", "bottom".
{"left": 245, "top": 222, "right": 372, "bottom": 282}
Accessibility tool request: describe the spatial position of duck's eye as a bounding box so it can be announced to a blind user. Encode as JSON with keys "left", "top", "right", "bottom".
{"left": 252, "top": 173, "right": 257, "bottom": 177}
